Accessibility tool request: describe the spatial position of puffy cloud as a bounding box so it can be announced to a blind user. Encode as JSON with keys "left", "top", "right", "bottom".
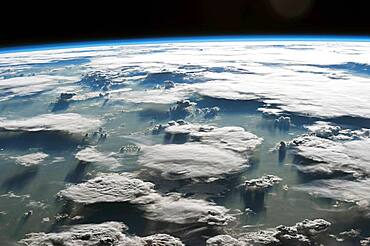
{"left": 191, "top": 65, "right": 370, "bottom": 119}
{"left": 19, "top": 222, "right": 129, "bottom": 246}
{"left": 12, "top": 152, "right": 48, "bottom": 166}
{"left": 244, "top": 175, "right": 282, "bottom": 192}
{"left": 140, "top": 123, "right": 262, "bottom": 181}
{"left": 110, "top": 84, "right": 192, "bottom": 104}
{"left": 273, "top": 116, "right": 291, "bottom": 130}
{"left": 140, "top": 234, "right": 184, "bottom": 246}
{"left": 168, "top": 100, "right": 196, "bottom": 120}
{"left": 140, "top": 71, "right": 208, "bottom": 87}
{"left": 138, "top": 143, "right": 248, "bottom": 181}
{"left": 304, "top": 121, "right": 341, "bottom": 139}
{"left": 289, "top": 135, "right": 370, "bottom": 178}
{"left": 206, "top": 235, "right": 247, "bottom": 246}
{"left": 290, "top": 123, "right": 370, "bottom": 209}
{"left": 0, "top": 113, "right": 102, "bottom": 134}
{"left": 140, "top": 193, "right": 233, "bottom": 226}
{"left": 237, "top": 229, "right": 281, "bottom": 246}
{"left": 0, "top": 75, "right": 77, "bottom": 102}
{"left": 109, "top": 58, "right": 370, "bottom": 119}
{"left": 75, "top": 146, "right": 120, "bottom": 168}
{"left": 164, "top": 123, "right": 262, "bottom": 154}
{"left": 58, "top": 173, "right": 155, "bottom": 205}
{"left": 19, "top": 221, "right": 184, "bottom": 246}
{"left": 207, "top": 219, "right": 331, "bottom": 246}
{"left": 167, "top": 100, "right": 219, "bottom": 120}
{"left": 79, "top": 71, "right": 115, "bottom": 91}
{"left": 304, "top": 121, "right": 370, "bottom": 141}
{"left": 58, "top": 173, "right": 234, "bottom": 226}
{"left": 294, "top": 179, "right": 370, "bottom": 208}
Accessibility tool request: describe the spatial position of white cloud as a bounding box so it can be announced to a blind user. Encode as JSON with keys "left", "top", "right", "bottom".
{"left": 290, "top": 123, "right": 370, "bottom": 209}
{"left": 140, "top": 193, "right": 233, "bottom": 225}
{"left": 58, "top": 173, "right": 155, "bottom": 205}
{"left": 289, "top": 135, "right": 370, "bottom": 178}
{"left": 244, "top": 175, "right": 282, "bottom": 192}
{"left": 294, "top": 179, "right": 370, "bottom": 208}
{"left": 12, "top": 152, "right": 48, "bottom": 166}
{"left": 2, "top": 41, "right": 369, "bottom": 120}
{"left": 75, "top": 147, "right": 120, "bottom": 168}
{"left": 0, "top": 113, "right": 102, "bottom": 134}
{"left": 164, "top": 123, "right": 262, "bottom": 154}
{"left": 19, "top": 221, "right": 184, "bottom": 246}
{"left": 139, "top": 123, "right": 262, "bottom": 181}
{"left": 0, "top": 75, "right": 78, "bottom": 101}
{"left": 207, "top": 219, "right": 331, "bottom": 246}
{"left": 138, "top": 143, "right": 248, "bottom": 180}
{"left": 58, "top": 173, "right": 235, "bottom": 226}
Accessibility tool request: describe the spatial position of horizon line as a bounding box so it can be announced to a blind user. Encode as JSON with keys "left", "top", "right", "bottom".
{"left": 1, "top": 34, "right": 370, "bottom": 54}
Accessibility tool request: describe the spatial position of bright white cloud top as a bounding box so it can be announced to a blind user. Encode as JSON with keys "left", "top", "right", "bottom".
{"left": 1, "top": 41, "right": 369, "bottom": 119}
{"left": 58, "top": 173, "right": 235, "bottom": 226}
{"left": 12, "top": 152, "right": 48, "bottom": 166}
{"left": 19, "top": 221, "right": 184, "bottom": 246}
{"left": 75, "top": 146, "right": 120, "bottom": 168}
{"left": 0, "top": 113, "right": 102, "bottom": 134}
{"left": 139, "top": 123, "right": 262, "bottom": 180}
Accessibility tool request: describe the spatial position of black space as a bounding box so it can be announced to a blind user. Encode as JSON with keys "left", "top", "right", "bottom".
{"left": 1, "top": 0, "right": 369, "bottom": 47}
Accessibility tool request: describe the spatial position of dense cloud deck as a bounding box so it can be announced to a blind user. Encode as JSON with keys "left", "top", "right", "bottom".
{"left": 0, "top": 40, "right": 369, "bottom": 245}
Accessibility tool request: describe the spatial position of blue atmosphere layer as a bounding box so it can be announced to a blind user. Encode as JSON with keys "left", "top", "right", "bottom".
{"left": 1, "top": 35, "right": 370, "bottom": 54}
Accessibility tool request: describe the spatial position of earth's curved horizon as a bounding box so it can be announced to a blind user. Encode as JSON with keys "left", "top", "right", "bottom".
{"left": 0, "top": 36, "right": 370, "bottom": 245}
{"left": 2, "top": 35, "right": 370, "bottom": 54}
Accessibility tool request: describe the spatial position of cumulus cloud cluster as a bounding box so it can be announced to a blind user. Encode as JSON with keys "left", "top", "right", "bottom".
{"left": 289, "top": 129, "right": 370, "bottom": 178}
{"left": 168, "top": 100, "right": 196, "bottom": 120}
{"left": 111, "top": 84, "right": 192, "bottom": 104}
{"left": 192, "top": 72, "right": 370, "bottom": 119}
{"left": 58, "top": 173, "right": 155, "bottom": 205}
{"left": 0, "top": 75, "right": 77, "bottom": 102}
{"left": 75, "top": 146, "right": 120, "bottom": 168}
{"left": 207, "top": 219, "right": 331, "bottom": 246}
{"left": 244, "top": 175, "right": 282, "bottom": 192}
{"left": 138, "top": 143, "right": 247, "bottom": 181}
{"left": 0, "top": 113, "right": 102, "bottom": 134}
{"left": 167, "top": 99, "right": 220, "bottom": 120}
{"left": 19, "top": 221, "right": 184, "bottom": 246}
{"left": 290, "top": 121, "right": 370, "bottom": 209}
{"left": 304, "top": 121, "right": 369, "bottom": 140}
{"left": 2, "top": 41, "right": 370, "bottom": 121}
{"left": 295, "top": 179, "right": 370, "bottom": 208}
{"left": 141, "top": 123, "right": 262, "bottom": 181}
{"left": 274, "top": 116, "right": 291, "bottom": 130}
{"left": 12, "top": 152, "right": 48, "bottom": 166}
{"left": 138, "top": 193, "right": 233, "bottom": 226}
{"left": 2, "top": 40, "right": 370, "bottom": 245}
{"left": 58, "top": 173, "right": 234, "bottom": 226}
{"left": 164, "top": 123, "right": 262, "bottom": 154}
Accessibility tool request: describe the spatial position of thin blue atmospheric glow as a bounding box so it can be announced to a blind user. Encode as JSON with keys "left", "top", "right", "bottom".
{"left": 0, "top": 35, "right": 370, "bottom": 54}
